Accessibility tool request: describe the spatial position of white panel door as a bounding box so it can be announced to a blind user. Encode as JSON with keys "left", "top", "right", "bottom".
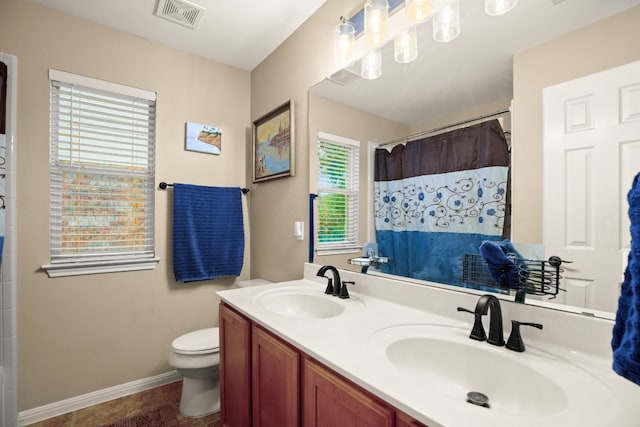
{"left": 543, "top": 60, "right": 640, "bottom": 313}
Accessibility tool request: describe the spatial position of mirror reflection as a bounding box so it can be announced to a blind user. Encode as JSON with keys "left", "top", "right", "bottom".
{"left": 309, "top": 0, "right": 640, "bottom": 318}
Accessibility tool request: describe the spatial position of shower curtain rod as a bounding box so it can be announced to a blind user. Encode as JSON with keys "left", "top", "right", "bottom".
{"left": 379, "top": 108, "right": 511, "bottom": 148}
{"left": 159, "top": 181, "right": 250, "bottom": 194}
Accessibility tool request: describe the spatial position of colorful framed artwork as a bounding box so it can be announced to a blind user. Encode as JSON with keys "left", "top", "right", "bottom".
{"left": 253, "top": 100, "right": 295, "bottom": 182}
{"left": 185, "top": 122, "right": 221, "bottom": 155}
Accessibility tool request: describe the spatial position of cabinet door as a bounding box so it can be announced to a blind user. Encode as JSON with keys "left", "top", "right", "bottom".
{"left": 302, "top": 357, "right": 394, "bottom": 427}
{"left": 396, "top": 411, "right": 429, "bottom": 427}
{"left": 252, "top": 324, "right": 300, "bottom": 427}
{"left": 220, "top": 303, "right": 252, "bottom": 427}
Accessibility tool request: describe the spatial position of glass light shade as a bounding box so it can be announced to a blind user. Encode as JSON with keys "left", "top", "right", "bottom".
{"left": 394, "top": 26, "right": 418, "bottom": 63}
{"left": 433, "top": 0, "right": 460, "bottom": 43}
{"left": 361, "top": 49, "right": 382, "bottom": 79}
{"left": 365, "top": 0, "right": 389, "bottom": 47}
{"left": 485, "top": 0, "right": 519, "bottom": 16}
{"left": 406, "top": 0, "right": 433, "bottom": 23}
{"left": 333, "top": 20, "right": 356, "bottom": 67}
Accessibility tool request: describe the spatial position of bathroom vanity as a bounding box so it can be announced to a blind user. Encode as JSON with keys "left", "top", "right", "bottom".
{"left": 217, "top": 263, "right": 640, "bottom": 427}
{"left": 219, "top": 302, "right": 425, "bottom": 427}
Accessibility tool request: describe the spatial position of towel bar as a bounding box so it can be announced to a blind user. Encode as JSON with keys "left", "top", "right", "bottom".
{"left": 159, "top": 181, "right": 249, "bottom": 194}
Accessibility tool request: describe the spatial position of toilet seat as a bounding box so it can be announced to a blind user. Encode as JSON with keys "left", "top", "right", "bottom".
{"left": 172, "top": 328, "right": 219, "bottom": 355}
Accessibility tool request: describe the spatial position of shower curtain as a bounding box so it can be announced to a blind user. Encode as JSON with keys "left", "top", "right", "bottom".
{"left": 0, "top": 54, "right": 15, "bottom": 427}
{"left": 0, "top": 60, "right": 6, "bottom": 265}
{"left": 374, "top": 119, "right": 510, "bottom": 286}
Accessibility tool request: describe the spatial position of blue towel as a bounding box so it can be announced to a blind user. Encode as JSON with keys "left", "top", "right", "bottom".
{"left": 479, "top": 239, "right": 524, "bottom": 289}
{"left": 612, "top": 173, "right": 640, "bottom": 386}
{"left": 172, "top": 184, "right": 244, "bottom": 282}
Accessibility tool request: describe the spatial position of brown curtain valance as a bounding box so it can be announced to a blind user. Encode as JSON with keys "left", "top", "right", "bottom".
{"left": 374, "top": 119, "right": 509, "bottom": 181}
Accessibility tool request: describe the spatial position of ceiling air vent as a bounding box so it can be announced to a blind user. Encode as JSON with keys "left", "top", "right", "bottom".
{"left": 327, "top": 68, "right": 361, "bottom": 87}
{"left": 154, "top": 0, "right": 206, "bottom": 29}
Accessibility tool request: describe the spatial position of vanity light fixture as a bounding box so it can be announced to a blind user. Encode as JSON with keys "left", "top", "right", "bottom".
{"left": 405, "top": 0, "right": 432, "bottom": 23}
{"left": 394, "top": 26, "right": 418, "bottom": 63}
{"left": 332, "top": 0, "right": 519, "bottom": 80}
{"left": 361, "top": 48, "right": 383, "bottom": 79}
{"left": 365, "top": 0, "right": 390, "bottom": 47}
{"left": 485, "top": 0, "right": 519, "bottom": 16}
{"left": 333, "top": 17, "right": 356, "bottom": 68}
{"left": 433, "top": 0, "right": 460, "bottom": 43}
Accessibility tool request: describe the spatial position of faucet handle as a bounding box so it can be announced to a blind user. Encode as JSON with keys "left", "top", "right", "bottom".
{"left": 506, "top": 320, "right": 543, "bottom": 352}
{"left": 339, "top": 281, "right": 355, "bottom": 299}
{"left": 324, "top": 278, "right": 334, "bottom": 295}
{"left": 457, "top": 307, "right": 487, "bottom": 342}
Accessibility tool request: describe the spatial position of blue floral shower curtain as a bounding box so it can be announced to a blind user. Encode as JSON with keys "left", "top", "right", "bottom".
{"left": 374, "top": 119, "right": 510, "bottom": 286}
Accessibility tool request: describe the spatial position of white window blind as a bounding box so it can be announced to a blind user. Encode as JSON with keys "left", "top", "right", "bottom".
{"left": 44, "top": 69, "right": 158, "bottom": 277}
{"left": 317, "top": 132, "right": 360, "bottom": 253}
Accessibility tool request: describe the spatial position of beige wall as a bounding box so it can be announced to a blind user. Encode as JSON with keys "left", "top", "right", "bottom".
{"left": 512, "top": 6, "right": 640, "bottom": 243}
{"left": 0, "top": 0, "right": 250, "bottom": 410}
{"left": 249, "top": 0, "right": 364, "bottom": 281}
{"left": 308, "top": 93, "right": 409, "bottom": 271}
{"left": 408, "top": 98, "right": 512, "bottom": 136}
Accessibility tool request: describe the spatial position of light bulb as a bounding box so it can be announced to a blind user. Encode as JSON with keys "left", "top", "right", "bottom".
{"left": 365, "top": 0, "right": 389, "bottom": 47}
{"left": 361, "top": 49, "right": 382, "bottom": 79}
{"left": 433, "top": 0, "right": 460, "bottom": 43}
{"left": 406, "top": 0, "right": 433, "bottom": 23}
{"left": 394, "top": 27, "right": 418, "bottom": 63}
{"left": 333, "top": 20, "right": 355, "bottom": 67}
{"left": 485, "top": 0, "right": 519, "bottom": 16}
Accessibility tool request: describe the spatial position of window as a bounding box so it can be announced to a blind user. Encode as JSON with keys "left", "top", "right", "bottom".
{"left": 316, "top": 132, "right": 360, "bottom": 254}
{"left": 43, "top": 69, "right": 158, "bottom": 277}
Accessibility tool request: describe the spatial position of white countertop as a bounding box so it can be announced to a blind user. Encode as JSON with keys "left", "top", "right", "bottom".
{"left": 217, "top": 264, "right": 640, "bottom": 427}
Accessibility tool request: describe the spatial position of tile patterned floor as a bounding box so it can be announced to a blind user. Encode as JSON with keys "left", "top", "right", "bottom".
{"left": 28, "top": 381, "right": 221, "bottom": 427}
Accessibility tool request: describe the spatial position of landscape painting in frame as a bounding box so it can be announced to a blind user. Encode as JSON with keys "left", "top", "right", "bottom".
{"left": 253, "top": 100, "right": 294, "bottom": 182}
{"left": 185, "top": 122, "right": 221, "bottom": 155}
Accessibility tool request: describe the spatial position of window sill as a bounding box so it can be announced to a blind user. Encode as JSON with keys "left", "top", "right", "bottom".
{"left": 42, "top": 258, "right": 160, "bottom": 278}
{"left": 316, "top": 247, "right": 361, "bottom": 256}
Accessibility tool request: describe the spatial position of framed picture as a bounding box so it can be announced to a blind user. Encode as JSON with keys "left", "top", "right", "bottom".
{"left": 253, "top": 100, "right": 295, "bottom": 182}
{"left": 185, "top": 122, "right": 222, "bottom": 155}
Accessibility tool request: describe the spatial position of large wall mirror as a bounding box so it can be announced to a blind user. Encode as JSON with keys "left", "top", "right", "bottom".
{"left": 308, "top": 0, "right": 640, "bottom": 319}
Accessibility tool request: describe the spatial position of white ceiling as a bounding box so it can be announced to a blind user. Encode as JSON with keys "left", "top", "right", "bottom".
{"left": 26, "top": 0, "right": 327, "bottom": 71}
{"left": 312, "top": 0, "right": 640, "bottom": 126}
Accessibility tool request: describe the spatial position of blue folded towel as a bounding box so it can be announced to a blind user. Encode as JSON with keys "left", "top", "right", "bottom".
{"left": 612, "top": 173, "right": 640, "bottom": 386}
{"left": 172, "top": 184, "right": 244, "bottom": 282}
{"left": 479, "top": 239, "right": 524, "bottom": 289}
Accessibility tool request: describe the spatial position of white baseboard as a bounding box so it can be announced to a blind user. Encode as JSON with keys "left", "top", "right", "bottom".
{"left": 18, "top": 371, "right": 181, "bottom": 426}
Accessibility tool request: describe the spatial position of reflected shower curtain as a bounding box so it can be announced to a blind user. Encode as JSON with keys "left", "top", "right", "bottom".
{"left": 374, "top": 120, "right": 510, "bottom": 286}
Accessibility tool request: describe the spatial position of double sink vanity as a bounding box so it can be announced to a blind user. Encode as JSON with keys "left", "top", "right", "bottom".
{"left": 217, "top": 263, "right": 640, "bottom": 427}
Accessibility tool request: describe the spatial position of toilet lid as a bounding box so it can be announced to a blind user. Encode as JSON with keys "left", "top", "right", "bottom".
{"left": 172, "top": 327, "right": 219, "bottom": 355}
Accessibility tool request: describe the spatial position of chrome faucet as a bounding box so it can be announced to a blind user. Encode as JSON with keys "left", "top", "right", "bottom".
{"left": 458, "top": 294, "right": 505, "bottom": 346}
{"left": 316, "top": 265, "right": 341, "bottom": 297}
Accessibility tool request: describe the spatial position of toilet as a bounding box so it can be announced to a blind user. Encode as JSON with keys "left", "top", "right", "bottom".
{"left": 168, "top": 279, "right": 271, "bottom": 418}
{"left": 169, "top": 327, "right": 220, "bottom": 417}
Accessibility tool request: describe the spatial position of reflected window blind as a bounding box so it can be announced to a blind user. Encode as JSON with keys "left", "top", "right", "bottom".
{"left": 317, "top": 133, "right": 359, "bottom": 250}
{"left": 49, "top": 70, "right": 156, "bottom": 263}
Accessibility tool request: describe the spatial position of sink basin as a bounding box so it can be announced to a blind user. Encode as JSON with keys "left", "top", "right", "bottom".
{"left": 253, "top": 287, "right": 360, "bottom": 319}
{"left": 368, "top": 323, "right": 617, "bottom": 421}
{"left": 385, "top": 334, "right": 566, "bottom": 416}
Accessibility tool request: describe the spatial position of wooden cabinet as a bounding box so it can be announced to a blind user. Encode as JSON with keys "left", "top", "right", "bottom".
{"left": 302, "top": 356, "right": 394, "bottom": 427}
{"left": 220, "top": 303, "right": 252, "bottom": 427}
{"left": 252, "top": 324, "right": 300, "bottom": 427}
{"left": 396, "top": 411, "right": 428, "bottom": 427}
{"left": 220, "top": 302, "right": 428, "bottom": 427}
